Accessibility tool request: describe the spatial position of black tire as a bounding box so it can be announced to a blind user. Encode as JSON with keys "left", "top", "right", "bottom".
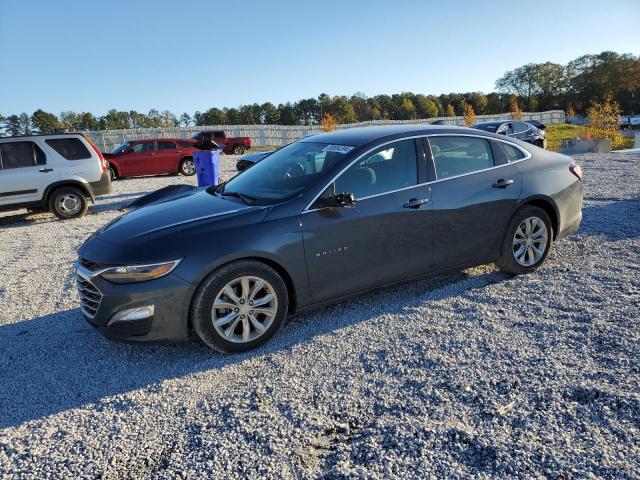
{"left": 180, "top": 157, "right": 195, "bottom": 176}
{"left": 48, "top": 186, "right": 89, "bottom": 220}
{"left": 108, "top": 165, "right": 117, "bottom": 181}
{"left": 497, "top": 205, "right": 553, "bottom": 274}
{"left": 233, "top": 145, "right": 245, "bottom": 155}
{"left": 534, "top": 139, "right": 544, "bottom": 148}
{"left": 192, "top": 260, "right": 289, "bottom": 353}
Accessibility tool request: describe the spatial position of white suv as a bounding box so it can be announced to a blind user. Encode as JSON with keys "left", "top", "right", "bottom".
{"left": 0, "top": 133, "right": 111, "bottom": 219}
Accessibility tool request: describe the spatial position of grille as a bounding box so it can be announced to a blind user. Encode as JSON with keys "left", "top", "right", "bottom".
{"left": 77, "top": 274, "right": 102, "bottom": 318}
{"left": 79, "top": 257, "right": 104, "bottom": 271}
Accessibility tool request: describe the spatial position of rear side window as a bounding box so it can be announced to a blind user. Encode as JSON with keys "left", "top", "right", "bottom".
{"left": 45, "top": 138, "right": 92, "bottom": 160}
{"left": 430, "top": 136, "right": 494, "bottom": 179}
{"left": 157, "top": 141, "right": 176, "bottom": 150}
{"left": 0, "top": 141, "right": 46, "bottom": 169}
{"left": 498, "top": 142, "right": 526, "bottom": 161}
{"left": 512, "top": 122, "right": 529, "bottom": 134}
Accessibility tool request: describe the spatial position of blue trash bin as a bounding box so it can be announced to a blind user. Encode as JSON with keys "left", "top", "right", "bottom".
{"left": 193, "top": 150, "right": 221, "bottom": 187}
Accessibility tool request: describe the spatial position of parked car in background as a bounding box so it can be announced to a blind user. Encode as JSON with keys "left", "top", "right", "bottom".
{"left": 472, "top": 121, "right": 547, "bottom": 148}
{"left": 566, "top": 115, "right": 590, "bottom": 126}
{"left": 236, "top": 150, "right": 272, "bottom": 171}
{"left": 192, "top": 130, "right": 251, "bottom": 155}
{"left": 104, "top": 139, "right": 199, "bottom": 180}
{"left": 77, "top": 125, "right": 582, "bottom": 352}
{"left": 0, "top": 133, "right": 111, "bottom": 219}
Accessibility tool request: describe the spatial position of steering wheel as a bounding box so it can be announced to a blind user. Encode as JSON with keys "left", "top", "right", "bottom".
{"left": 284, "top": 162, "right": 305, "bottom": 179}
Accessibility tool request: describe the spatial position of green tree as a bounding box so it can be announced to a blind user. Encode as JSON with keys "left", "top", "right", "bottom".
{"left": 4, "top": 115, "right": 22, "bottom": 136}
{"left": 179, "top": 113, "right": 192, "bottom": 127}
{"left": 398, "top": 98, "right": 416, "bottom": 120}
{"left": 261, "top": 102, "right": 280, "bottom": 124}
{"left": 329, "top": 96, "right": 357, "bottom": 123}
{"left": 32, "top": 110, "right": 61, "bottom": 134}
{"left": 0, "top": 114, "right": 5, "bottom": 136}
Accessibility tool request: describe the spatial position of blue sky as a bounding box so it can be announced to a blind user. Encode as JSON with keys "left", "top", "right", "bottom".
{"left": 0, "top": 0, "right": 638, "bottom": 116}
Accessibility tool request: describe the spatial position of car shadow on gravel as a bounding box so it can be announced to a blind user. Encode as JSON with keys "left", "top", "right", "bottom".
{"left": 0, "top": 267, "right": 508, "bottom": 429}
{"left": 580, "top": 196, "right": 640, "bottom": 240}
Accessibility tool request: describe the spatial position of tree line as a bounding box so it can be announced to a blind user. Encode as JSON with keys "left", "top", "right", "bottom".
{"left": 1, "top": 51, "right": 637, "bottom": 136}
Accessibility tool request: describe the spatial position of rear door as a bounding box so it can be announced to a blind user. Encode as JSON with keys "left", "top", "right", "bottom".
{"left": 44, "top": 137, "right": 99, "bottom": 181}
{"left": 301, "top": 138, "right": 433, "bottom": 302}
{"left": 0, "top": 140, "right": 55, "bottom": 206}
{"left": 155, "top": 141, "right": 178, "bottom": 173}
{"left": 428, "top": 135, "right": 523, "bottom": 269}
{"left": 119, "top": 141, "right": 156, "bottom": 176}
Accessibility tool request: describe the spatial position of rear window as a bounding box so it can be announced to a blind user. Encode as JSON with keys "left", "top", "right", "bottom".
{"left": 157, "top": 141, "right": 176, "bottom": 150}
{"left": 45, "top": 138, "right": 92, "bottom": 160}
{"left": 0, "top": 141, "right": 46, "bottom": 169}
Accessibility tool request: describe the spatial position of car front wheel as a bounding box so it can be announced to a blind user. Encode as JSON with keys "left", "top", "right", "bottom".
{"left": 497, "top": 206, "right": 553, "bottom": 274}
{"left": 233, "top": 145, "right": 245, "bottom": 155}
{"left": 48, "top": 186, "right": 89, "bottom": 220}
{"left": 192, "top": 260, "right": 289, "bottom": 353}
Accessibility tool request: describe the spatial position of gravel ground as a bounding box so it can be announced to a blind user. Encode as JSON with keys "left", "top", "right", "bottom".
{"left": 0, "top": 153, "right": 638, "bottom": 479}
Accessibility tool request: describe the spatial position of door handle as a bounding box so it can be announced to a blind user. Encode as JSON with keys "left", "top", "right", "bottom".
{"left": 39, "top": 168, "right": 54, "bottom": 173}
{"left": 403, "top": 198, "right": 429, "bottom": 209}
{"left": 493, "top": 178, "right": 514, "bottom": 188}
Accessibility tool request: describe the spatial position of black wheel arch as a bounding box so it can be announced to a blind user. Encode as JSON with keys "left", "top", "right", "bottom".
{"left": 515, "top": 196, "right": 559, "bottom": 240}
{"left": 187, "top": 255, "right": 298, "bottom": 329}
{"left": 44, "top": 181, "right": 95, "bottom": 204}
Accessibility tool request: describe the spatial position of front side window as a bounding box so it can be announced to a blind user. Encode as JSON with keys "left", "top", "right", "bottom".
{"left": 218, "top": 141, "right": 352, "bottom": 204}
{"left": 45, "top": 138, "right": 91, "bottom": 160}
{"left": 334, "top": 139, "right": 418, "bottom": 199}
{"left": 132, "top": 142, "right": 155, "bottom": 153}
{"left": 0, "top": 141, "right": 46, "bottom": 169}
{"left": 157, "top": 141, "right": 176, "bottom": 150}
{"left": 112, "top": 142, "right": 131, "bottom": 154}
{"left": 430, "top": 136, "right": 495, "bottom": 179}
{"left": 497, "top": 123, "right": 513, "bottom": 135}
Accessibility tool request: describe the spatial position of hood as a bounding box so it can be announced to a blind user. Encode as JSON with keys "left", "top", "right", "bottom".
{"left": 91, "top": 189, "right": 260, "bottom": 247}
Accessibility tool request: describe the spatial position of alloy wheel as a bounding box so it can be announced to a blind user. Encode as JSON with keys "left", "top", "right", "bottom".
{"left": 512, "top": 216, "right": 548, "bottom": 267}
{"left": 211, "top": 276, "right": 278, "bottom": 343}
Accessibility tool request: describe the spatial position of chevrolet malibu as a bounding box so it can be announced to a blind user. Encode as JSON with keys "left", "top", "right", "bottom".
{"left": 77, "top": 125, "right": 583, "bottom": 353}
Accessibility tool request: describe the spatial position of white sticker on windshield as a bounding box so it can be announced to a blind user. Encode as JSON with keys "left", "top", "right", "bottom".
{"left": 321, "top": 144, "right": 354, "bottom": 154}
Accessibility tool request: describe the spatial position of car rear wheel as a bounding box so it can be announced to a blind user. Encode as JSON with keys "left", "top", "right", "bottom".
{"left": 108, "top": 165, "right": 117, "bottom": 181}
{"left": 48, "top": 186, "right": 89, "bottom": 220}
{"left": 180, "top": 158, "right": 195, "bottom": 176}
{"left": 233, "top": 145, "right": 245, "bottom": 155}
{"left": 533, "top": 139, "right": 544, "bottom": 148}
{"left": 192, "top": 260, "right": 289, "bottom": 353}
{"left": 497, "top": 206, "right": 553, "bottom": 274}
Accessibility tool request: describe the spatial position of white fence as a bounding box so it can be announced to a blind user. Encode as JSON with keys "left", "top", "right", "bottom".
{"left": 85, "top": 110, "right": 565, "bottom": 153}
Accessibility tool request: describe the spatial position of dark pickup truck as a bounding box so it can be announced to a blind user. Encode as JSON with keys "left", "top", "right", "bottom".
{"left": 192, "top": 130, "right": 251, "bottom": 155}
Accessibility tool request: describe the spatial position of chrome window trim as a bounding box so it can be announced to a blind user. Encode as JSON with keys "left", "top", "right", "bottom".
{"left": 302, "top": 133, "right": 531, "bottom": 213}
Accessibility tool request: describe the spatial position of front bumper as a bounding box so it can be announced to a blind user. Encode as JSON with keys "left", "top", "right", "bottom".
{"left": 77, "top": 264, "right": 193, "bottom": 343}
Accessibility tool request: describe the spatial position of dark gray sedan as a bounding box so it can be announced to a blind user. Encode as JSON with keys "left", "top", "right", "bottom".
{"left": 77, "top": 125, "right": 583, "bottom": 352}
{"left": 472, "top": 121, "right": 547, "bottom": 149}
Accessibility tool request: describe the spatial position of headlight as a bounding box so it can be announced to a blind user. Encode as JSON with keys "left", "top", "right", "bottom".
{"left": 99, "top": 260, "right": 181, "bottom": 284}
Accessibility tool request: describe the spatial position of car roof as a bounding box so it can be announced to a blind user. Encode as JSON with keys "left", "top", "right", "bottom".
{"left": 129, "top": 138, "right": 195, "bottom": 142}
{"left": 298, "top": 125, "right": 499, "bottom": 147}
{"left": 0, "top": 132, "right": 87, "bottom": 140}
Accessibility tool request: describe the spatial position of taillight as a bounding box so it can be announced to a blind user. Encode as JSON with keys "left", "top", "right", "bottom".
{"left": 569, "top": 162, "right": 582, "bottom": 181}
{"left": 82, "top": 134, "right": 107, "bottom": 172}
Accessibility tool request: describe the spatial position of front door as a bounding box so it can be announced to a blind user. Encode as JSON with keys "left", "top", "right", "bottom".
{"left": 0, "top": 140, "right": 56, "bottom": 206}
{"left": 301, "top": 138, "right": 433, "bottom": 303}
{"left": 428, "top": 135, "right": 523, "bottom": 269}
{"left": 119, "top": 141, "right": 156, "bottom": 177}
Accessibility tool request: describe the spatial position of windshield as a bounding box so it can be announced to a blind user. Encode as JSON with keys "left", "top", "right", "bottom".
{"left": 473, "top": 123, "right": 499, "bottom": 133}
{"left": 111, "top": 142, "right": 131, "bottom": 154}
{"left": 191, "top": 132, "right": 204, "bottom": 140}
{"left": 217, "top": 141, "right": 353, "bottom": 205}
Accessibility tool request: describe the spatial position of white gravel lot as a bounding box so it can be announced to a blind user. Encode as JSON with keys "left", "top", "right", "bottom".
{"left": 0, "top": 152, "right": 639, "bottom": 479}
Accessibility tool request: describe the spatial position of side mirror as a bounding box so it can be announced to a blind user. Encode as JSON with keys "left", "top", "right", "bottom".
{"left": 320, "top": 192, "right": 356, "bottom": 208}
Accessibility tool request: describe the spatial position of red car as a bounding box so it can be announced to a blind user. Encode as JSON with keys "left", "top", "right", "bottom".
{"left": 104, "top": 139, "right": 199, "bottom": 180}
